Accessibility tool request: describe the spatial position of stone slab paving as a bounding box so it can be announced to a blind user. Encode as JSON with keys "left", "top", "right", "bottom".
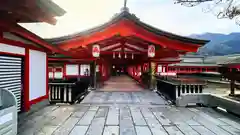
{"left": 18, "top": 91, "right": 240, "bottom": 135}
{"left": 81, "top": 91, "right": 168, "bottom": 105}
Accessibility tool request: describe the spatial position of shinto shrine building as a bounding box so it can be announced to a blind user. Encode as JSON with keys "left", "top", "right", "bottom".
{"left": 1, "top": 1, "right": 240, "bottom": 135}
{"left": 47, "top": 7, "right": 209, "bottom": 89}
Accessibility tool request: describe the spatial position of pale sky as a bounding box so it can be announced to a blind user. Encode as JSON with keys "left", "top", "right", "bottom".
{"left": 20, "top": 0, "right": 240, "bottom": 39}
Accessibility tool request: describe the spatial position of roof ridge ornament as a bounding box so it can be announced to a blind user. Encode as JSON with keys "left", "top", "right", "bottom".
{"left": 121, "top": 0, "right": 129, "bottom": 12}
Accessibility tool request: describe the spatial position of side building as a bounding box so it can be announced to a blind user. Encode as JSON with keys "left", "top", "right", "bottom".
{"left": 0, "top": 0, "right": 65, "bottom": 112}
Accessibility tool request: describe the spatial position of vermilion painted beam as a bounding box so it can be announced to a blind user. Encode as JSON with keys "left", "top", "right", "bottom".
{"left": 59, "top": 20, "right": 133, "bottom": 50}
{"left": 49, "top": 57, "right": 96, "bottom": 62}
{"left": 124, "top": 44, "right": 147, "bottom": 52}
{"left": 125, "top": 41, "right": 148, "bottom": 49}
{"left": 101, "top": 51, "right": 141, "bottom": 54}
{"left": 96, "top": 36, "right": 148, "bottom": 50}
{"left": 70, "top": 47, "right": 92, "bottom": 56}
{"left": 102, "top": 43, "right": 122, "bottom": 51}
{"left": 98, "top": 37, "right": 122, "bottom": 47}
{"left": 99, "top": 42, "right": 121, "bottom": 50}
{"left": 125, "top": 36, "right": 149, "bottom": 49}
{"left": 71, "top": 51, "right": 92, "bottom": 58}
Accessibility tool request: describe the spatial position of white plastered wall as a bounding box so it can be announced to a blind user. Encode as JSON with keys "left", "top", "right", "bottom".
{"left": 49, "top": 72, "right": 54, "bottom": 79}
{"left": 66, "top": 64, "right": 79, "bottom": 76}
{"left": 158, "top": 65, "right": 162, "bottom": 73}
{"left": 54, "top": 72, "right": 63, "bottom": 79}
{"left": 0, "top": 43, "right": 25, "bottom": 55}
{"left": 29, "top": 50, "right": 46, "bottom": 101}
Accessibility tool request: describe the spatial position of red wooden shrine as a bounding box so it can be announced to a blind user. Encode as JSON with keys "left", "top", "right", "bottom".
{"left": 47, "top": 10, "right": 209, "bottom": 82}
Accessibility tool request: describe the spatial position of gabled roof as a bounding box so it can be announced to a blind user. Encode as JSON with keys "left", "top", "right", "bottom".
{"left": 46, "top": 11, "right": 209, "bottom": 45}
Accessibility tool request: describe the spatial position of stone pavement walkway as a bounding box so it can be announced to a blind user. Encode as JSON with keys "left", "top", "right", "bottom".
{"left": 81, "top": 91, "right": 168, "bottom": 105}
{"left": 18, "top": 91, "right": 240, "bottom": 135}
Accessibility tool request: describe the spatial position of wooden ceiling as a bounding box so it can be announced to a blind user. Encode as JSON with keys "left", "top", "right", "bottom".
{"left": 63, "top": 35, "right": 186, "bottom": 65}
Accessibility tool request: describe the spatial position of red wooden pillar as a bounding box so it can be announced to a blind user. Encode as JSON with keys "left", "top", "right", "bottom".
{"left": 24, "top": 48, "right": 30, "bottom": 112}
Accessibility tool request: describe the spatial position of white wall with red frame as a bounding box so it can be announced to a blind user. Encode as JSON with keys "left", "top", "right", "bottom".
{"left": 60, "top": 63, "right": 91, "bottom": 79}
{"left": 0, "top": 40, "right": 48, "bottom": 112}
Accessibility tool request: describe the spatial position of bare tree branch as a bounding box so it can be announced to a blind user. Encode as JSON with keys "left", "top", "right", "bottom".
{"left": 174, "top": 0, "right": 240, "bottom": 25}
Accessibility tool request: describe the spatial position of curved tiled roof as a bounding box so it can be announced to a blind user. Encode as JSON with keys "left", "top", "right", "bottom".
{"left": 46, "top": 11, "right": 209, "bottom": 45}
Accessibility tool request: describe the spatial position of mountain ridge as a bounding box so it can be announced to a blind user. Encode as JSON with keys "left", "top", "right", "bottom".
{"left": 188, "top": 32, "right": 240, "bottom": 56}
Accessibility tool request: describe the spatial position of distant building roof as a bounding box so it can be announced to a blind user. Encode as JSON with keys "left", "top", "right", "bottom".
{"left": 204, "top": 54, "right": 240, "bottom": 65}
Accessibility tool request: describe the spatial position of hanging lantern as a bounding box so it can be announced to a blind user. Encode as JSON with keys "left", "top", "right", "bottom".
{"left": 113, "top": 52, "right": 115, "bottom": 59}
{"left": 124, "top": 53, "right": 127, "bottom": 59}
{"left": 132, "top": 53, "right": 134, "bottom": 59}
{"left": 148, "top": 45, "right": 155, "bottom": 58}
{"left": 118, "top": 52, "right": 121, "bottom": 58}
{"left": 92, "top": 45, "right": 100, "bottom": 57}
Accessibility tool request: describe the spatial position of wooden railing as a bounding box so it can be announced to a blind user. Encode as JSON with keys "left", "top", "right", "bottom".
{"left": 156, "top": 77, "right": 206, "bottom": 103}
{"left": 49, "top": 83, "right": 75, "bottom": 104}
{"left": 219, "top": 67, "right": 240, "bottom": 96}
{"left": 48, "top": 79, "right": 90, "bottom": 104}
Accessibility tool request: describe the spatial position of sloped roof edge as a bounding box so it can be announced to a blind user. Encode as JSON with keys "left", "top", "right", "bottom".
{"left": 46, "top": 11, "right": 209, "bottom": 45}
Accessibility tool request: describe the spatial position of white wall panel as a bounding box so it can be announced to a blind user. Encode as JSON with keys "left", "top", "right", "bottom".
{"left": 157, "top": 65, "right": 162, "bottom": 73}
{"left": 0, "top": 43, "right": 25, "bottom": 55}
{"left": 49, "top": 72, "right": 54, "bottom": 79}
{"left": 29, "top": 50, "right": 46, "bottom": 101}
{"left": 66, "top": 64, "right": 79, "bottom": 76}
{"left": 54, "top": 72, "right": 63, "bottom": 79}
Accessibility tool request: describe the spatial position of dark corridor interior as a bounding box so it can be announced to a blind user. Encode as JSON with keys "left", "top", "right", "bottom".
{"left": 111, "top": 64, "right": 127, "bottom": 76}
